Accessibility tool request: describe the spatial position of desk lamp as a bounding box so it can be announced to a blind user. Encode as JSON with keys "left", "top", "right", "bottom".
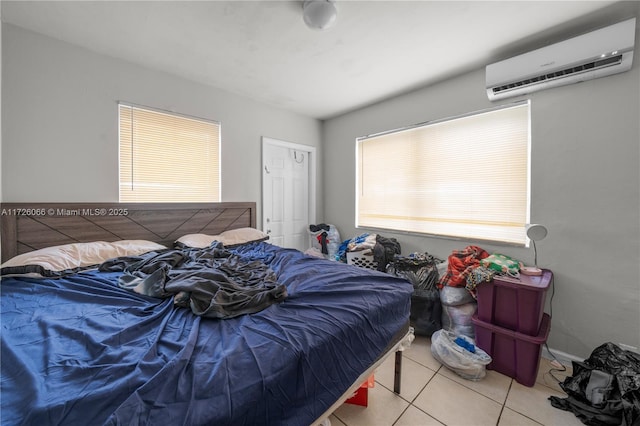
{"left": 521, "top": 224, "right": 548, "bottom": 276}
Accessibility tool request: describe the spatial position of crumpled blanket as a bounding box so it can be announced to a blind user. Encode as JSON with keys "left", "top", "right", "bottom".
{"left": 99, "top": 242, "right": 287, "bottom": 319}
{"left": 438, "top": 245, "right": 489, "bottom": 289}
{"left": 549, "top": 342, "right": 640, "bottom": 426}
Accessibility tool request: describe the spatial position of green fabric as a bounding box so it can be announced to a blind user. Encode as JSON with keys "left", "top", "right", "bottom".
{"left": 480, "top": 253, "right": 522, "bottom": 275}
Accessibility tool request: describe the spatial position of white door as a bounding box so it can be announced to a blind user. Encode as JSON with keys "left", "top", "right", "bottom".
{"left": 262, "top": 138, "right": 316, "bottom": 251}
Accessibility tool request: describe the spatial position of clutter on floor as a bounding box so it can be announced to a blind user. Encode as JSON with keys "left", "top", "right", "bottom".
{"left": 345, "top": 374, "right": 376, "bottom": 407}
{"left": 437, "top": 246, "right": 490, "bottom": 341}
{"left": 338, "top": 232, "right": 400, "bottom": 272}
{"left": 387, "top": 253, "right": 443, "bottom": 337}
{"left": 430, "top": 328, "right": 492, "bottom": 381}
{"left": 438, "top": 245, "right": 490, "bottom": 291}
{"left": 336, "top": 235, "right": 557, "bottom": 386}
{"left": 308, "top": 223, "right": 341, "bottom": 260}
{"left": 549, "top": 342, "right": 640, "bottom": 426}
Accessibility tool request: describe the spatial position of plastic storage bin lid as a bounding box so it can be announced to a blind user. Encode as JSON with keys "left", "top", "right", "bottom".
{"left": 492, "top": 269, "right": 552, "bottom": 290}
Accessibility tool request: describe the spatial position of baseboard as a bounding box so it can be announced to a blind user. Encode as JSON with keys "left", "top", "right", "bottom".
{"left": 542, "top": 345, "right": 583, "bottom": 366}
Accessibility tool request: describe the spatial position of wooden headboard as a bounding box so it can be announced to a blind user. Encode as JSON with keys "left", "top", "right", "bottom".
{"left": 0, "top": 202, "right": 256, "bottom": 263}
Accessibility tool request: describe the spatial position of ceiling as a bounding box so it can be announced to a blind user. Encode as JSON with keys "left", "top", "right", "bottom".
{"left": 1, "top": 1, "right": 629, "bottom": 119}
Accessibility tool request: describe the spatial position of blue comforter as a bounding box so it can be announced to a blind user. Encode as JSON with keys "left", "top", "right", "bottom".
{"left": 1, "top": 242, "right": 412, "bottom": 426}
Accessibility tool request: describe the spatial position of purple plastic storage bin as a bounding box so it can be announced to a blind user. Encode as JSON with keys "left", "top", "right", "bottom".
{"left": 472, "top": 313, "right": 551, "bottom": 387}
{"left": 475, "top": 269, "right": 552, "bottom": 335}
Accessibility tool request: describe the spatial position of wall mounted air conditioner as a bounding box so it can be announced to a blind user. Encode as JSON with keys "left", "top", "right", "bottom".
{"left": 486, "top": 18, "right": 636, "bottom": 101}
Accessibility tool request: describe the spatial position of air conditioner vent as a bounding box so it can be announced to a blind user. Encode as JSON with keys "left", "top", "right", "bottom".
{"left": 492, "top": 54, "right": 623, "bottom": 95}
{"left": 486, "top": 18, "right": 636, "bottom": 101}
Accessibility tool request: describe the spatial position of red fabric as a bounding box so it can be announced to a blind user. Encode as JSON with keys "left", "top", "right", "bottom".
{"left": 438, "top": 245, "right": 489, "bottom": 289}
{"left": 345, "top": 386, "right": 369, "bottom": 406}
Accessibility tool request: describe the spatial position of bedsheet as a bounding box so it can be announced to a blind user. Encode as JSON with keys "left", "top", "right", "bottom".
{"left": 1, "top": 242, "right": 412, "bottom": 426}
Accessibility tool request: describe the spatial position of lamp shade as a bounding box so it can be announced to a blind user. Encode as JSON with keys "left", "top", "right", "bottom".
{"left": 526, "top": 224, "right": 548, "bottom": 242}
{"left": 303, "top": 0, "right": 337, "bottom": 30}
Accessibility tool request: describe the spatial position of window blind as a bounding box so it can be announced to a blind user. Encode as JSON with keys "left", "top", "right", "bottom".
{"left": 119, "top": 104, "right": 220, "bottom": 202}
{"left": 356, "top": 102, "right": 530, "bottom": 245}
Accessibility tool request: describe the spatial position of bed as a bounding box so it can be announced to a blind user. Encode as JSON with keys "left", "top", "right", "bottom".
{"left": 0, "top": 202, "right": 414, "bottom": 426}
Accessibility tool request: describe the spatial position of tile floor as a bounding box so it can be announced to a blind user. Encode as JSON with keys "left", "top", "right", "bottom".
{"left": 328, "top": 336, "right": 583, "bottom": 426}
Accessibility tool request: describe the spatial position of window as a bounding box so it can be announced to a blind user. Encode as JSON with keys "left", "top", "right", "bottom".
{"left": 119, "top": 103, "right": 220, "bottom": 202}
{"left": 356, "top": 102, "right": 530, "bottom": 245}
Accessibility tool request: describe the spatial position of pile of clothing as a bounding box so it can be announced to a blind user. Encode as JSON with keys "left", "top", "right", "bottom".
{"left": 438, "top": 246, "right": 489, "bottom": 287}
{"left": 337, "top": 233, "right": 401, "bottom": 272}
{"left": 549, "top": 343, "right": 640, "bottom": 425}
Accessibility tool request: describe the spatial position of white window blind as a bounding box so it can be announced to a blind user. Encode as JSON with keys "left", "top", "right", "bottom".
{"left": 356, "top": 102, "right": 530, "bottom": 245}
{"left": 119, "top": 104, "right": 220, "bottom": 202}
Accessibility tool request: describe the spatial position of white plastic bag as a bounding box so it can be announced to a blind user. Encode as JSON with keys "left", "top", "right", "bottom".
{"left": 441, "top": 302, "right": 478, "bottom": 340}
{"left": 430, "top": 329, "right": 492, "bottom": 381}
{"left": 325, "top": 225, "right": 341, "bottom": 260}
{"left": 440, "top": 285, "right": 475, "bottom": 306}
{"left": 309, "top": 224, "right": 341, "bottom": 260}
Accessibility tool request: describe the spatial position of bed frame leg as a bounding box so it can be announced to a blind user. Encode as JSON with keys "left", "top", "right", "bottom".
{"left": 393, "top": 351, "right": 402, "bottom": 394}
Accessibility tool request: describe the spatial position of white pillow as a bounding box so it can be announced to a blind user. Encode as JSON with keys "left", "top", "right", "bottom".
{"left": 1, "top": 240, "right": 166, "bottom": 273}
{"left": 176, "top": 228, "right": 268, "bottom": 248}
{"left": 218, "top": 227, "right": 269, "bottom": 246}
{"left": 110, "top": 240, "right": 167, "bottom": 257}
{"left": 175, "top": 234, "right": 221, "bottom": 249}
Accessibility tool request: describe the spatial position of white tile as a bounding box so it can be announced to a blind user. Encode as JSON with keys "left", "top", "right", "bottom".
{"left": 498, "top": 407, "right": 542, "bottom": 426}
{"left": 394, "top": 405, "right": 444, "bottom": 426}
{"left": 403, "top": 335, "right": 442, "bottom": 371}
{"left": 536, "top": 357, "right": 573, "bottom": 393}
{"left": 335, "top": 345, "right": 584, "bottom": 426}
{"left": 413, "top": 373, "right": 502, "bottom": 425}
{"left": 506, "top": 381, "right": 584, "bottom": 426}
{"left": 375, "top": 352, "right": 435, "bottom": 402}
{"left": 333, "top": 383, "right": 409, "bottom": 426}
{"left": 438, "top": 364, "right": 512, "bottom": 404}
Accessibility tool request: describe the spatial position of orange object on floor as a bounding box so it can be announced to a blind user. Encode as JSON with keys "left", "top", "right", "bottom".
{"left": 345, "top": 375, "right": 375, "bottom": 407}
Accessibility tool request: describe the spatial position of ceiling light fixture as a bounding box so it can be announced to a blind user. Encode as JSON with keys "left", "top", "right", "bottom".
{"left": 303, "top": 0, "right": 337, "bottom": 30}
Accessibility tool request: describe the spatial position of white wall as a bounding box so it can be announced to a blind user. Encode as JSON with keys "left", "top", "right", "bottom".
{"left": 323, "top": 13, "right": 640, "bottom": 359}
{"left": 1, "top": 24, "right": 323, "bottom": 224}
